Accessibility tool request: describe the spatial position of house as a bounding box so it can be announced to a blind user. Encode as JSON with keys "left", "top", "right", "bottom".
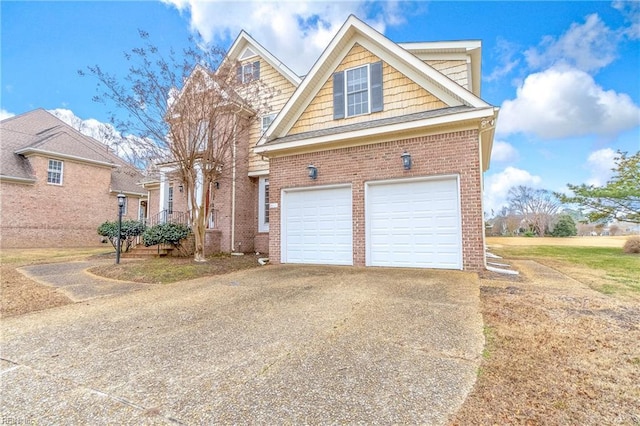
{"left": 146, "top": 15, "right": 498, "bottom": 270}
{"left": 141, "top": 31, "right": 300, "bottom": 255}
{"left": 0, "top": 109, "right": 146, "bottom": 248}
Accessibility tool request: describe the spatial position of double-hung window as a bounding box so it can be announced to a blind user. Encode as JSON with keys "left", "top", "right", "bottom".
{"left": 47, "top": 159, "right": 63, "bottom": 185}
{"left": 346, "top": 66, "right": 369, "bottom": 116}
{"left": 237, "top": 61, "right": 261, "bottom": 84}
{"left": 333, "top": 61, "right": 383, "bottom": 119}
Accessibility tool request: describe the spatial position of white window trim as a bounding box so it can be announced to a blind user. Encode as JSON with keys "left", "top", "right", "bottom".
{"left": 47, "top": 159, "right": 64, "bottom": 185}
{"left": 241, "top": 62, "right": 257, "bottom": 84}
{"left": 258, "top": 177, "right": 269, "bottom": 232}
{"left": 344, "top": 63, "right": 371, "bottom": 118}
{"left": 261, "top": 113, "right": 277, "bottom": 134}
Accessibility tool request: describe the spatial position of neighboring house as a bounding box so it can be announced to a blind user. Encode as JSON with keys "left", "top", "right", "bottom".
{"left": 146, "top": 15, "right": 498, "bottom": 271}
{"left": 0, "top": 109, "right": 147, "bottom": 248}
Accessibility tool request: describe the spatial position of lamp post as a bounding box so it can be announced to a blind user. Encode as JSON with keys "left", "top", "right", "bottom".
{"left": 116, "top": 193, "right": 126, "bottom": 264}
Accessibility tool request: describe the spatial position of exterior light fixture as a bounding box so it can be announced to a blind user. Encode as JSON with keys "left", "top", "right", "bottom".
{"left": 307, "top": 164, "right": 318, "bottom": 180}
{"left": 401, "top": 151, "right": 412, "bottom": 170}
{"left": 178, "top": 183, "right": 184, "bottom": 193}
{"left": 116, "top": 193, "right": 127, "bottom": 264}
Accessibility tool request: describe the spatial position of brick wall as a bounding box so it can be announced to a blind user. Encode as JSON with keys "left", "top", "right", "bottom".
{"left": 0, "top": 156, "right": 142, "bottom": 248}
{"left": 268, "top": 129, "right": 485, "bottom": 271}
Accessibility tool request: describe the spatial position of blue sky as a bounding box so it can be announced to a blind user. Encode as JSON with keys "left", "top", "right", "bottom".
{"left": 2, "top": 1, "right": 639, "bottom": 214}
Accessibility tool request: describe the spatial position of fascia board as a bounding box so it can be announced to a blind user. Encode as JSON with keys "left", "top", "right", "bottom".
{"left": 256, "top": 107, "right": 496, "bottom": 156}
{"left": 0, "top": 175, "right": 36, "bottom": 184}
{"left": 398, "top": 40, "right": 481, "bottom": 50}
{"left": 109, "top": 189, "right": 147, "bottom": 197}
{"left": 15, "top": 148, "right": 117, "bottom": 168}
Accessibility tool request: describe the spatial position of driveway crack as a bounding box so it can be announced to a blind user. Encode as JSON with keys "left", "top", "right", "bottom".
{"left": 0, "top": 359, "right": 185, "bottom": 424}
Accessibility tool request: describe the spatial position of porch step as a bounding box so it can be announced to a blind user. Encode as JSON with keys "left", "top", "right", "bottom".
{"left": 122, "top": 245, "right": 173, "bottom": 258}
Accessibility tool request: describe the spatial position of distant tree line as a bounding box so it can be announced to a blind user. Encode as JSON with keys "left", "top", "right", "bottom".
{"left": 487, "top": 151, "right": 639, "bottom": 237}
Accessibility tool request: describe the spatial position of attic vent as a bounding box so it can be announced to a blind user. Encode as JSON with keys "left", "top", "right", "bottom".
{"left": 240, "top": 48, "right": 257, "bottom": 60}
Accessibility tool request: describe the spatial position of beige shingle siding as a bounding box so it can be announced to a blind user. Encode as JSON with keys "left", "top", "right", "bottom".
{"left": 288, "top": 44, "right": 447, "bottom": 136}
{"left": 425, "top": 60, "right": 469, "bottom": 90}
{"left": 239, "top": 57, "right": 297, "bottom": 175}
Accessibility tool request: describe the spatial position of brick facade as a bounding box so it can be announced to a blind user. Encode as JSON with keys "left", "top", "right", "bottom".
{"left": 0, "top": 158, "right": 142, "bottom": 248}
{"left": 268, "top": 130, "right": 485, "bottom": 271}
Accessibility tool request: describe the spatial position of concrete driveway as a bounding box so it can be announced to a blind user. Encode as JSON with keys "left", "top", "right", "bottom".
{"left": 0, "top": 265, "right": 483, "bottom": 425}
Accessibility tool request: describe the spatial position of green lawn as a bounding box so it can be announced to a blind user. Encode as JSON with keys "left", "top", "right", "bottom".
{"left": 493, "top": 245, "right": 640, "bottom": 297}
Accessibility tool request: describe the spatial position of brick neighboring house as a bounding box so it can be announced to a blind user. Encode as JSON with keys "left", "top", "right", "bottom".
{"left": 0, "top": 109, "right": 147, "bottom": 248}
{"left": 146, "top": 15, "right": 498, "bottom": 270}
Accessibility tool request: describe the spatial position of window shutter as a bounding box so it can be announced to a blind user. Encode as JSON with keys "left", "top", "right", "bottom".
{"left": 253, "top": 61, "right": 260, "bottom": 80}
{"left": 371, "top": 61, "right": 383, "bottom": 113}
{"left": 333, "top": 71, "right": 345, "bottom": 120}
{"left": 236, "top": 65, "right": 243, "bottom": 83}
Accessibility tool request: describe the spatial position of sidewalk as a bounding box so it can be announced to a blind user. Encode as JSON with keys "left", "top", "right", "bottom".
{"left": 18, "top": 261, "right": 150, "bottom": 302}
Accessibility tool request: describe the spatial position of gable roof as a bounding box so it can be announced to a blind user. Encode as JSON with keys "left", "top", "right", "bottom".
{"left": 223, "top": 30, "right": 302, "bottom": 87}
{"left": 252, "top": 15, "right": 499, "bottom": 171}
{"left": 261, "top": 15, "right": 493, "bottom": 147}
{"left": 0, "top": 109, "right": 145, "bottom": 194}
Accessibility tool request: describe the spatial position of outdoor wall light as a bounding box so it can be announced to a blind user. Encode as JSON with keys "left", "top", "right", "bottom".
{"left": 401, "top": 150, "right": 412, "bottom": 170}
{"left": 178, "top": 183, "right": 184, "bottom": 193}
{"left": 307, "top": 164, "right": 318, "bottom": 180}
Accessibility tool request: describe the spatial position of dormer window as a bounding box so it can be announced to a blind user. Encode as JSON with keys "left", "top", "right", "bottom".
{"left": 237, "top": 61, "right": 260, "bottom": 84}
{"left": 333, "top": 61, "right": 383, "bottom": 119}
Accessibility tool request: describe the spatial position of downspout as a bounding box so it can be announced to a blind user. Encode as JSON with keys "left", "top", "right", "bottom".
{"left": 230, "top": 114, "right": 238, "bottom": 253}
{"left": 478, "top": 112, "right": 497, "bottom": 270}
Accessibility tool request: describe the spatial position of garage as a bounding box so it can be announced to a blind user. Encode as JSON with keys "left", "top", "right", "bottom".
{"left": 366, "top": 176, "right": 462, "bottom": 269}
{"left": 281, "top": 185, "right": 353, "bottom": 265}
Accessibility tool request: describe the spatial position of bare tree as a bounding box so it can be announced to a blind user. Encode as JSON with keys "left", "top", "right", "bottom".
{"left": 507, "top": 186, "right": 561, "bottom": 236}
{"left": 81, "top": 31, "right": 271, "bottom": 261}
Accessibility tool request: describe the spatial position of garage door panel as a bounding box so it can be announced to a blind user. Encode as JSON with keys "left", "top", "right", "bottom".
{"left": 367, "top": 177, "right": 462, "bottom": 269}
{"left": 283, "top": 186, "right": 353, "bottom": 266}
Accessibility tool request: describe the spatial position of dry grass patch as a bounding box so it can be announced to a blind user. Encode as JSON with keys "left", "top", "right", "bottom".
{"left": 452, "top": 275, "right": 640, "bottom": 425}
{"left": 452, "top": 239, "right": 640, "bottom": 425}
{"left": 1, "top": 247, "right": 111, "bottom": 318}
{"left": 88, "top": 253, "right": 262, "bottom": 284}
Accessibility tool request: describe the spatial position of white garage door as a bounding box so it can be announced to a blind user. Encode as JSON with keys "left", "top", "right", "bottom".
{"left": 282, "top": 185, "right": 353, "bottom": 265}
{"left": 366, "top": 176, "right": 462, "bottom": 269}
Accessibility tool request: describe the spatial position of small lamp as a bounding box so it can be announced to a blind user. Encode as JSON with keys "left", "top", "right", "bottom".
{"left": 117, "top": 193, "right": 126, "bottom": 208}
{"left": 307, "top": 164, "right": 318, "bottom": 180}
{"left": 401, "top": 151, "right": 412, "bottom": 170}
{"left": 178, "top": 183, "right": 184, "bottom": 193}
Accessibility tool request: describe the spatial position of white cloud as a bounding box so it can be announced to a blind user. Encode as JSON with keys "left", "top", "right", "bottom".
{"left": 491, "top": 140, "right": 518, "bottom": 163}
{"left": 497, "top": 66, "right": 640, "bottom": 139}
{"left": 525, "top": 14, "right": 618, "bottom": 73}
{"left": 483, "top": 166, "right": 542, "bottom": 214}
{"left": 585, "top": 148, "right": 617, "bottom": 186}
{"left": 613, "top": 0, "right": 640, "bottom": 40}
{"left": 485, "top": 37, "right": 521, "bottom": 82}
{"left": 160, "top": 0, "right": 408, "bottom": 75}
{"left": 0, "top": 109, "right": 15, "bottom": 121}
